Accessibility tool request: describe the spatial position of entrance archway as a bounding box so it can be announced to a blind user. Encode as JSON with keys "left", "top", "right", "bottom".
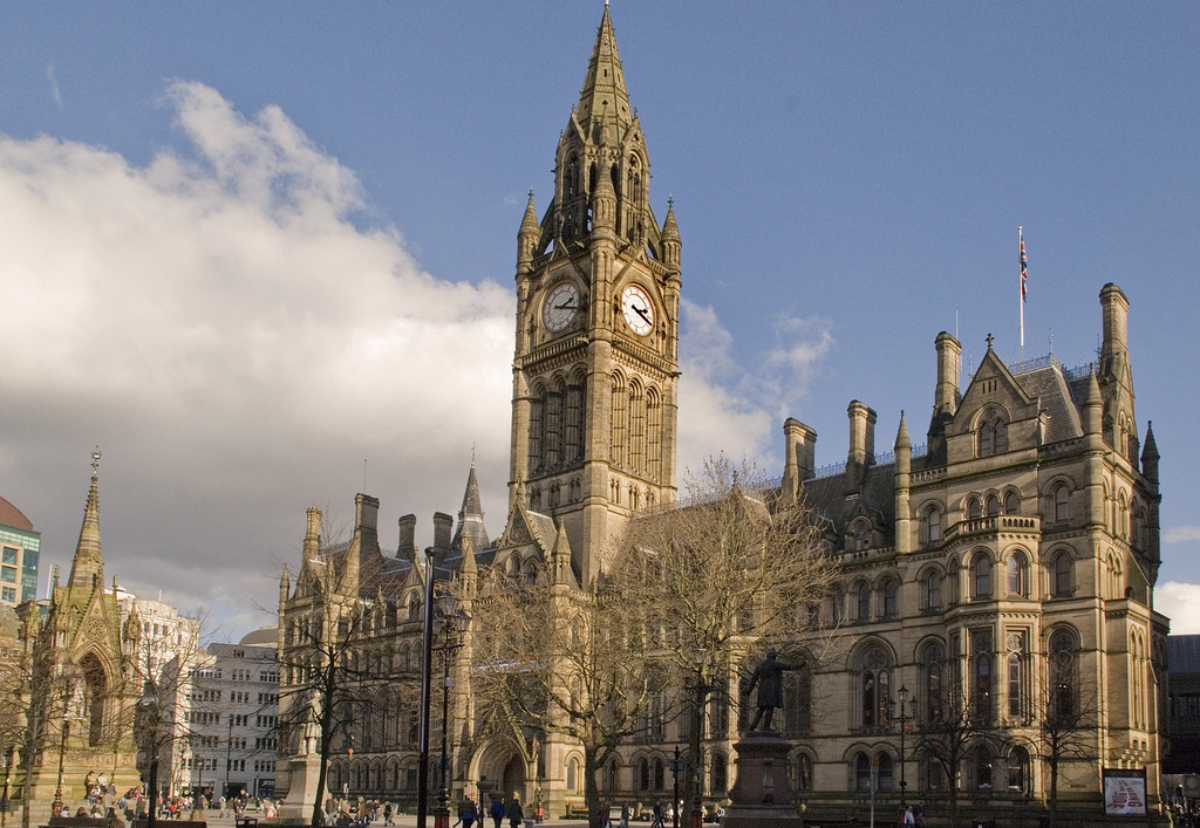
{"left": 501, "top": 755, "right": 527, "bottom": 803}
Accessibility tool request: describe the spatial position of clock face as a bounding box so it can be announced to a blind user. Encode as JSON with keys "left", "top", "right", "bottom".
{"left": 621, "top": 284, "right": 654, "bottom": 336}
{"left": 543, "top": 282, "right": 581, "bottom": 333}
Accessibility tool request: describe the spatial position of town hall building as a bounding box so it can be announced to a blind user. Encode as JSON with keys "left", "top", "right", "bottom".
{"left": 275, "top": 7, "right": 1166, "bottom": 825}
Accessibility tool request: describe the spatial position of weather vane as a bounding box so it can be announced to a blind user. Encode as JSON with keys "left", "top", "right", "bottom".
{"left": 91, "top": 446, "right": 102, "bottom": 478}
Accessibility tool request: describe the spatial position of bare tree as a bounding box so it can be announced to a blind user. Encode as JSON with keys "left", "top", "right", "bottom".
{"left": 1017, "top": 645, "right": 1100, "bottom": 828}
{"left": 609, "top": 457, "right": 839, "bottom": 818}
{"left": 468, "top": 563, "right": 659, "bottom": 828}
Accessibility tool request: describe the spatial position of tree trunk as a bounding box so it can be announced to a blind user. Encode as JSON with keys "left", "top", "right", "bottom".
{"left": 584, "top": 746, "right": 602, "bottom": 828}
{"left": 18, "top": 748, "right": 32, "bottom": 828}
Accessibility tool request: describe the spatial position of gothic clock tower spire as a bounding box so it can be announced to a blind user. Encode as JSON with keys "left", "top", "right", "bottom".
{"left": 510, "top": 6, "right": 681, "bottom": 585}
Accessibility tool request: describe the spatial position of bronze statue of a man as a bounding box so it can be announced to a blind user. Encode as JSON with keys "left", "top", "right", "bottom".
{"left": 744, "top": 647, "right": 803, "bottom": 732}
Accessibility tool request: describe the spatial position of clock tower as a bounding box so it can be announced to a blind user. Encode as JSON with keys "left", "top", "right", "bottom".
{"left": 510, "top": 5, "right": 681, "bottom": 585}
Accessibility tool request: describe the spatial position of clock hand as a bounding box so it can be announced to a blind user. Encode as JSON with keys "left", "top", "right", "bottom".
{"left": 555, "top": 300, "right": 578, "bottom": 310}
{"left": 634, "top": 305, "right": 651, "bottom": 323}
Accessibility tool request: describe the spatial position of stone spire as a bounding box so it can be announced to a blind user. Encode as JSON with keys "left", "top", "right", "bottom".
{"left": 551, "top": 519, "right": 573, "bottom": 586}
{"left": 576, "top": 5, "right": 633, "bottom": 133}
{"left": 453, "top": 461, "right": 490, "bottom": 554}
{"left": 1141, "top": 421, "right": 1159, "bottom": 484}
{"left": 68, "top": 448, "right": 104, "bottom": 591}
{"left": 660, "top": 198, "right": 681, "bottom": 267}
{"left": 518, "top": 191, "right": 540, "bottom": 271}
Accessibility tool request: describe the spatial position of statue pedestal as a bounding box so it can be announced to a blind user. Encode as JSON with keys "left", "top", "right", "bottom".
{"left": 722, "top": 731, "right": 803, "bottom": 828}
{"left": 281, "top": 755, "right": 324, "bottom": 820}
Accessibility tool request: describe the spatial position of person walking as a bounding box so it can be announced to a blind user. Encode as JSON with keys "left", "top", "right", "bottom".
{"left": 506, "top": 795, "right": 524, "bottom": 828}
{"left": 490, "top": 797, "right": 505, "bottom": 828}
{"left": 459, "top": 798, "right": 479, "bottom": 828}
{"left": 651, "top": 803, "right": 665, "bottom": 828}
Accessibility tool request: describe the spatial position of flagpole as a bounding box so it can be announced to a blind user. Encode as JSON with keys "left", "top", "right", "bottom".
{"left": 1019, "top": 226, "right": 1025, "bottom": 363}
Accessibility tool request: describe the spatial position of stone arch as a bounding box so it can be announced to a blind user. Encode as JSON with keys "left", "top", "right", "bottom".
{"left": 77, "top": 650, "right": 108, "bottom": 747}
{"left": 469, "top": 736, "right": 529, "bottom": 805}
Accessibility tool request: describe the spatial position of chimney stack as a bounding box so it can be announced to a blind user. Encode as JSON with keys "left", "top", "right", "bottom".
{"left": 433, "top": 512, "right": 454, "bottom": 553}
{"left": 398, "top": 514, "right": 417, "bottom": 561}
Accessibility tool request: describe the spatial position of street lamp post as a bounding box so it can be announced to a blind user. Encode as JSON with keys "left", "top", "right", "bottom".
{"left": 51, "top": 662, "right": 80, "bottom": 816}
{"left": 51, "top": 721, "right": 70, "bottom": 815}
{"left": 433, "top": 593, "right": 470, "bottom": 828}
{"left": 894, "top": 685, "right": 914, "bottom": 812}
{"left": 690, "top": 648, "right": 707, "bottom": 828}
{"left": 669, "top": 747, "right": 683, "bottom": 828}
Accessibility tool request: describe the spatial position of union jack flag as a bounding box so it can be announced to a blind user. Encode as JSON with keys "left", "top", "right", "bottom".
{"left": 1020, "top": 228, "right": 1028, "bottom": 301}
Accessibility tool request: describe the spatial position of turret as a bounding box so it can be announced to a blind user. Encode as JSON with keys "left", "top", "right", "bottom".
{"left": 1141, "top": 422, "right": 1159, "bottom": 484}
{"left": 1082, "top": 371, "right": 1106, "bottom": 528}
{"left": 304, "top": 507, "right": 321, "bottom": 558}
{"left": 591, "top": 148, "right": 617, "bottom": 238}
{"left": 517, "top": 191, "right": 539, "bottom": 274}
{"left": 551, "top": 519, "right": 573, "bottom": 587}
{"left": 894, "top": 413, "right": 912, "bottom": 555}
{"left": 660, "top": 199, "right": 681, "bottom": 268}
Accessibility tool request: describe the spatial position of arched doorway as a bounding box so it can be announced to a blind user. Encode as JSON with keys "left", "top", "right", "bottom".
{"left": 501, "top": 755, "right": 526, "bottom": 803}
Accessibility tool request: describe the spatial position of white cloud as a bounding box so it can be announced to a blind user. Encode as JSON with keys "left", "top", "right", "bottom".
{"left": 47, "top": 63, "right": 62, "bottom": 108}
{"left": 0, "top": 82, "right": 806, "bottom": 639}
{"left": 1165, "top": 527, "right": 1200, "bottom": 544}
{"left": 1155, "top": 582, "right": 1200, "bottom": 634}
{"left": 0, "top": 81, "right": 514, "bottom": 633}
{"left": 676, "top": 300, "right": 835, "bottom": 480}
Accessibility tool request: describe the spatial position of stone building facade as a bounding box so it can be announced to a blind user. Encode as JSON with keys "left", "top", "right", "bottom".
{"left": 275, "top": 7, "right": 1166, "bottom": 825}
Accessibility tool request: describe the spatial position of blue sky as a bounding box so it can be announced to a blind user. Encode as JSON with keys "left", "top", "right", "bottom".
{"left": 1, "top": 3, "right": 1197, "bottom": 639}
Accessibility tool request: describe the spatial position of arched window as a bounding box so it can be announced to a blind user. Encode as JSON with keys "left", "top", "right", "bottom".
{"left": 978, "top": 409, "right": 1009, "bottom": 457}
{"left": 923, "top": 505, "right": 942, "bottom": 546}
{"left": 1118, "top": 491, "right": 1129, "bottom": 539}
{"left": 1004, "top": 491, "right": 1021, "bottom": 515}
{"left": 528, "top": 385, "right": 545, "bottom": 473}
{"left": 971, "top": 552, "right": 992, "bottom": 600}
{"left": 1051, "top": 552, "right": 1073, "bottom": 598}
{"left": 1054, "top": 485, "right": 1070, "bottom": 523}
{"left": 857, "top": 582, "right": 871, "bottom": 621}
{"left": 882, "top": 580, "right": 898, "bottom": 618}
{"left": 654, "top": 758, "right": 665, "bottom": 792}
{"left": 975, "top": 746, "right": 993, "bottom": 790}
{"left": 877, "top": 752, "right": 894, "bottom": 792}
{"left": 567, "top": 757, "right": 580, "bottom": 793}
{"left": 1049, "top": 629, "right": 1078, "bottom": 722}
{"left": 710, "top": 754, "right": 727, "bottom": 795}
{"left": 973, "top": 630, "right": 993, "bottom": 721}
{"left": 832, "top": 588, "right": 846, "bottom": 625}
{"left": 646, "top": 386, "right": 662, "bottom": 483}
{"left": 564, "top": 376, "right": 585, "bottom": 465}
{"left": 986, "top": 495, "right": 1001, "bottom": 517}
{"left": 1007, "top": 551, "right": 1028, "bottom": 597}
{"left": 603, "top": 758, "right": 619, "bottom": 792}
{"left": 1007, "top": 647, "right": 1024, "bottom": 718}
{"left": 783, "top": 662, "right": 812, "bottom": 737}
{"left": 610, "top": 374, "right": 627, "bottom": 468}
{"left": 859, "top": 647, "right": 891, "bottom": 727}
{"left": 80, "top": 655, "right": 106, "bottom": 747}
{"left": 924, "top": 570, "right": 943, "bottom": 611}
{"left": 1008, "top": 747, "right": 1030, "bottom": 793}
{"left": 545, "top": 378, "right": 565, "bottom": 468}
{"left": 855, "top": 753, "right": 872, "bottom": 792}
{"left": 638, "top": 758, "right": 650, "bottom": 791}
{"left": 628, "top": 379, "right": 646, "bottom": 475}
{"left": 967, "top": 498, "right": 982, "bottom": 520}
{"left": 921, "top": 642, "right": 945, "bottom": 723}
